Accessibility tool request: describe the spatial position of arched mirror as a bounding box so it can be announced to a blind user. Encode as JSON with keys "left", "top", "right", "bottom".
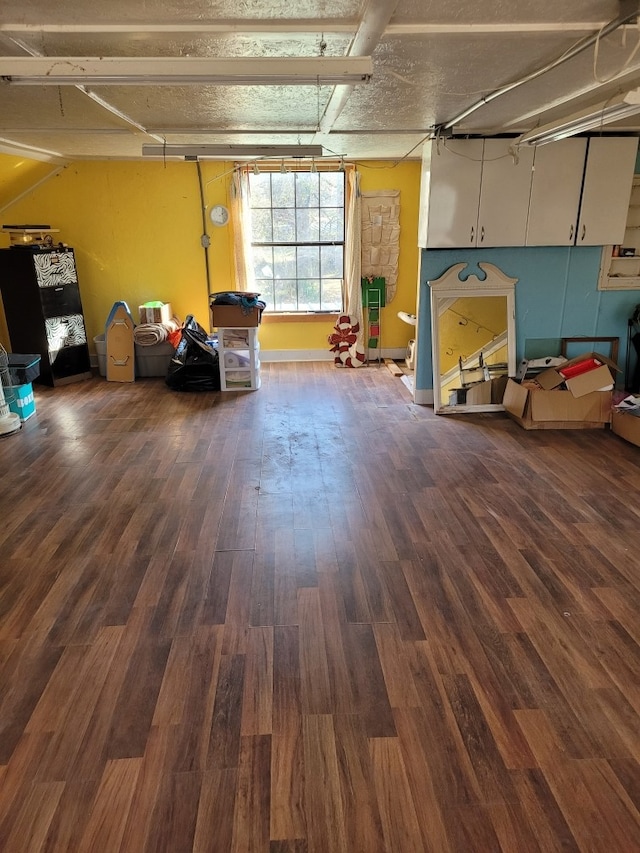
{"left": 429, "top": 263, "right": 517, "bottom": 414}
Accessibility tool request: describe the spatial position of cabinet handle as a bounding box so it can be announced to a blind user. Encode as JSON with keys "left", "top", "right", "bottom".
{"left": 54, "top": 286, "right": 63, "bottom": 292}
{"left": 569, "top": 224, "right": 574, "bottom": 241}
{"left": 480, "top": 226, "right": 485, "bottom": 243}
{"left": 470, "top": 226, "right": 475, "bottom": 244}
{"left": 581, "top": 224, "right": 586, "bottom": 242}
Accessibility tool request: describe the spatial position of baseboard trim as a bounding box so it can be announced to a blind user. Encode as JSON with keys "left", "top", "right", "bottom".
{"left": 260, "top": 347, "right": 408, "bottom": 363}
{"left": 413, "top": 388, "right": 434, "bottom": 405}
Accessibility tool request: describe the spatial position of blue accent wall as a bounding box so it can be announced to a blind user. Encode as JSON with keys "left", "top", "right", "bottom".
{"left": 416, "top": 246, "right": 639, "bottom": 391}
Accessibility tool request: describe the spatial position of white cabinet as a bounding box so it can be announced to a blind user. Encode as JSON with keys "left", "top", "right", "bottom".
{"left": 420, "top": 138, "right": 483, "bottom": 248}
{"left": 420, "top": 138, "right": 534, "bottom": 248}
{"left": 576, "top": 137, "right": 638, "bottom": 246}
{"left": 218, "top": 326, "right": 260, "bottom": 391}
{"left": 420, "top": 135, "right": 638, "bottom": 250}
{"left": 477, "top": 139, "right": 534, "bottom": 247}
{"left": 526, "top": 138, "right": 587, "bottom": 246}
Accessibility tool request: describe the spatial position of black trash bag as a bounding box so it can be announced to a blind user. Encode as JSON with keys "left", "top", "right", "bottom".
{"left": 166, "top": 315, "right": 220, "bottom": 392}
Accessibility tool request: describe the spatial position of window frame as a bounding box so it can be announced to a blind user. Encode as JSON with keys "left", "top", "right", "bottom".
{"left": 248, "top": 168, "right": 346, "bottom": 314}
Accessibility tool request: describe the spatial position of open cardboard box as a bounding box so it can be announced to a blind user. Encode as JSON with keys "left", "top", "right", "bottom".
{"left": 535, "top": 351, "right": 619, "bottom": 397}
{"left": 503, "top": 379, "right": 612, "bottom": 430}
{"left": 611, "top": 409, "right": 640, "bottom": 447}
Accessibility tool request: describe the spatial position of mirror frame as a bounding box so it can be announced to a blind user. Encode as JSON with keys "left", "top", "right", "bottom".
{"left": 429, "top": 262, "right": 517, "bottom": 414}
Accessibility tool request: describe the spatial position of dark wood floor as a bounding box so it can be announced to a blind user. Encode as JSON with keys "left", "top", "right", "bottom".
{"left": 0, "top": 362, "right": 639, "bottom": 852}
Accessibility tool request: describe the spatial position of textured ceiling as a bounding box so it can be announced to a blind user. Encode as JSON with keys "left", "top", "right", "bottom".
{"left": 1, "top": 0, "right": 639, "bottom": 163}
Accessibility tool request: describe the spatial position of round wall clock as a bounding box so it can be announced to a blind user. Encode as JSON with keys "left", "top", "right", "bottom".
{"left": 209, "top": 204, "right": 230, "bottom": 226}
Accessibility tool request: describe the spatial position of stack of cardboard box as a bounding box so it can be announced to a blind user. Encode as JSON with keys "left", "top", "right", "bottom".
{"left": 503, "top": 352, "right": 619, "bottom": 430}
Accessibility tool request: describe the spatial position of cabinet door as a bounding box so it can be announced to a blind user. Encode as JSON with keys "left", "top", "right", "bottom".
{"left": 477, "top": 139, "right": 534, "bottom": 246}
{"left": 577, "top": 137, "right": 638, "bottom": 245}
{"left": 526, "top": 138, "right": 587, "bottom": 246}
{"left": 424, "top": 139, "right": 483, "bottom": 248}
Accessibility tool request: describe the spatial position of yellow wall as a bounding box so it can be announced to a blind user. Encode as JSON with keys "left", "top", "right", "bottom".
{"left": 0, "top": 153, "right": 62, "bottom": 212}
{"left": 0, "top": 155, "right": 420, "bottom": 355}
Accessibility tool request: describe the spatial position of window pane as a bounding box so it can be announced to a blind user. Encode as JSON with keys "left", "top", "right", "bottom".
{"left": 297, "top": 246, "right": 319, "bottom": 278}
{"left": 295, "top": 172, "right": 320, "bottom": 207}
{"left": 273, "top": 245, "right": 296, "bottom": 280}
{"left": 320, "top": 172, "right": 344, "bottom": 207}
{"left": 321, "top": 278, "right": 343, "bottom": 311}
{"left": 321, "top": 244, "right": 343, "bottom": 278}
{"left": 274, "top": 279, "right": 298, "bottom": 311}
{"left": 251, "top": 173, "right": 273, "bottom": 207}
{"left": 273, "top": 208, "right": 296, "bottom": 242}
{"left": 298, "top": 279, "right": 321, "bottom": 311}
{"left": 251, "top": 209, "right": 273, "bottom": 242}
{"left": 320, "top": 208, "right": 344, "bottom": 242}
{"left": 260, "top": 281, "right": 275, "bottom": 306}
{"left": 252, "top": 245, "right": 274, "bottom": 282}
{"left": 271, "top": 172, "right": 295, "bottom": 207}
{"left": 296, "top": 208, "right": 319, "bottom": 242}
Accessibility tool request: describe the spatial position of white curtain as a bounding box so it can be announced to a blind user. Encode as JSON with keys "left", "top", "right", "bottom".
{"left": 343, "top": 165, "right": 363, "bottom": 351}
{"left": 230, "top": 167, "right": 256, "bottom": 292}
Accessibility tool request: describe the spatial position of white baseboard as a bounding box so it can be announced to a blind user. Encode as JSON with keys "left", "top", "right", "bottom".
{"left": 413, "top": 387, "right": 434, "bottom": 405}
{"left": 260, "top": 347, "right": 408, "bottom": 363}
{"left": 260, "top": 349, "right": 333, "bottom": 362}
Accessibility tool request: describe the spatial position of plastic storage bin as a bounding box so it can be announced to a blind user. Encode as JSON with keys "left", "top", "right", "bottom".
{"left": 8, "top": 353, "right": 41, "bottom": 385}
{"left": 218, "top": 327, "right": 260, "bottom": 391}
{"left": 94, "top": 334, "right": 175, "bottom": 378}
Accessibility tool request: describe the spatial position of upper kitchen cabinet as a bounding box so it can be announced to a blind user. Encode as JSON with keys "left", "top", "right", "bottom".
{"left": 418, "top": 138, "right": 533, "bottom": 248}
{"left": 418, "top": 138, "right": 483, "bottom": 248}
{"left": 575, "top": 137, "right": 638, "bottom": 246}
{"left": 419, "top": 135, "right": 638, "bottom": 249}
{"left": 476, "top": 139, "right": 535, "bottom": 247}
{"left": 526, "top": 138, "right": 587, "bottom": 246}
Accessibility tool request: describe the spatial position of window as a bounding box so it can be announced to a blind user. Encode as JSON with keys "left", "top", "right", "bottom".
{"left": 249, "top": 170, "right": 345, "bottom": 312}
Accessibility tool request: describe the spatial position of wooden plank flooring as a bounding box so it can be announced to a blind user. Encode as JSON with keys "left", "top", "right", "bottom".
{"left": 0, "top": 361, "right": 639, "bottom": 852}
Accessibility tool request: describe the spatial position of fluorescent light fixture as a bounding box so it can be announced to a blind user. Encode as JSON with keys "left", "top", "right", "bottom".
{"left": 0, "top": 56, "right": 373, "bottom": 86}
{"left": 518, "top": 88, "right": 640, "bottom": 146}
{"left": 142, "top": 144, "right": 324, "bottom": 160}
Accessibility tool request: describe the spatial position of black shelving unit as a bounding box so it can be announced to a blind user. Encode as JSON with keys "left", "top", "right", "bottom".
{"left": 0, "top": 246, "right": 92, "bottom": 387}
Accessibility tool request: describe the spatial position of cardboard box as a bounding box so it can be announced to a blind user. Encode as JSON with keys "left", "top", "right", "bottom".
{"left": 139, "top": 301, "right": 173, "bottom": 325}
{"left": 211, "top": 304, "right": 261, "bottom": 328}
{"left": 611, "top": 409, "right": 640, "bottom": 447}
{"left": 463, "top": 376, "right": 508, "bottom": 406}
{"left": 7, "top": 382, "right": 36, "bottom": 421}
{"left": 503, "top": 378, "right": 611, "bottom": 430}
{"left": 535, "top": 351, "right": 619, "bottom": 397}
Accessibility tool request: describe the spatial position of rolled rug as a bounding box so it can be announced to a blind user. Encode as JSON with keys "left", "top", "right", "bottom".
{"left": 134, "top": 319, "right": 181, "bottom": 346}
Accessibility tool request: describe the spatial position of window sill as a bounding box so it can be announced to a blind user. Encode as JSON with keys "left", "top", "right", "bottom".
{"left": 262, "top": 312, "right": 340, "bottom": 324}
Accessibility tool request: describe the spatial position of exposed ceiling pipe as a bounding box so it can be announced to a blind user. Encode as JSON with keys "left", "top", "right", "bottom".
{"left": 434, "top": 0, "right": 640, "bottom": 135}
{"left": 317, "top": 0, "right": 399, "bottom": 135}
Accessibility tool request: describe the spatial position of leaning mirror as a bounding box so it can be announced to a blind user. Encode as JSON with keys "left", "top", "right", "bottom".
{"left": 429, "top": 263, "right": 517, "bottom": 414}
